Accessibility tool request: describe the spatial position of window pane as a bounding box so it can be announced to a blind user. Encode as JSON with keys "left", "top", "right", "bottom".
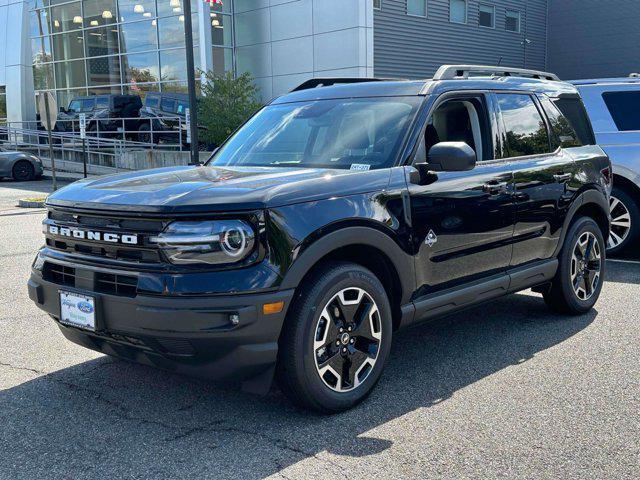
{"left": 30, "top": 8, "right": 50, "bottom": 37}
{"left": 160, "top": 49, "right": 187, "bottom": 82}
{"left": 0, "top": 87, "right": 6, "bottom": 120}
{"left": 505, "top": 10, "right": 520, "bottom": 32}
{"left": 373, "top": 0, "right": 381, "bottom": 9}
{"left": 552, "top": 98, "right": 595, "bottom": 144}
{"left": 122, "top": 51, "right": 160, "bottom": 83}
{"left": 87, "top": 85, "right": 121, "bottom": 96}
{"left": 31, "top": 37, "right": 52, "bottom": 63}
{"left": 210, "top": 13, "right": 232, "bottom": 46}
{"left": 83, "top": 0, "right": 117, "bottom": 27}
{"left": 602, "top": 91, "right": 640, "bottom": 132}
{"left": 158, "top": 14, "right": 198, "bottom": 49}
{"left": 450, "top": 0, "right": 466, "bottom": 23}
{"left": 50, "top": 2, "right": 82, "bottom": 32}
{"left": 52, "top": 31, "right": 86, "bottom": 61}
{"left": 119, "top": 20, "right": 157, "bottom": 53}
{"left": 157, "top": 0, "right": 183, "bottom": 17}
{"left": 212, "top": 47, "right": 232, "bottom": 75}
{"left": 33, "top": 63, "right": 54, "bottom": 89}
{"left": 497, "top": 94, "right": 550, "bottom": 157}
{"left": 210, "top": 0, "right": 231, "bottom": 13}
{"left": 55, "top": 59, "right": 86, "bottom": 88}
{"left": 118, "top": 0, "right": 156, "bottom": 23}
{"left": 87, "top": 56, "right": 121, "bottom": 86}
{"left": 407, "top": 0, "right": 426, "bottom": 16}
{"left": 124, "top": 82, "right": 159, "bottom": 102}
{"left": 539, "top": 96, "right": 581, "bottom": 148}
{"left": 85, "top": 26, "right": 120, "bottom": 57}
{"left": 479, "top": 4, "right": 494, "bottom": 28}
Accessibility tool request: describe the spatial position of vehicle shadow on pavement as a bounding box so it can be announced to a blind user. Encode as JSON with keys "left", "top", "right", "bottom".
{"left": 0, "top": 292, "right": 597, "bottom": 479}
{"left": 605, "top": 259, "right": 640, "bottom": 285}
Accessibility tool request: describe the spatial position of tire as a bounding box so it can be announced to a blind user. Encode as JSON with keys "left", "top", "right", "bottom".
{"left": 276, "top": 262, "right": 393, "bottom": 413}
{"left": 138, "top": 123, "right": 154, "bottom": 144}
{"left": 12, "top": 160, "right": 35, "bottom": 181}
{"left": 607, "top": 186, "right": 640, "bottom": 255}
{"left": 544, "top": 217, "right": 606, "bottom": 315}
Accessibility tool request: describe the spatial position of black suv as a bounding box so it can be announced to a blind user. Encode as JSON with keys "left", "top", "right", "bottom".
{"left": 28, "top": 66, "right": 611, "bottom": 413}
{"left": 138, "top": 92, "right": 212, "bottom": 149}
{"left": 57, "top": 94, "right": 143, "bottom": 138}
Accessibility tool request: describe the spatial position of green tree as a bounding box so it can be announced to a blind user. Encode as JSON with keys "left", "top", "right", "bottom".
{"left": 198, "top": 70, "right": 262, "bottom": 147}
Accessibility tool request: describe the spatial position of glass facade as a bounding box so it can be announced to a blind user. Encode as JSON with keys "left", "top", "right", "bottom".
{"left": 0, "top": 86, "right": 6, "bottom": 122}
{"left": 29, "top": 0, "right": 234, "bottom": 109}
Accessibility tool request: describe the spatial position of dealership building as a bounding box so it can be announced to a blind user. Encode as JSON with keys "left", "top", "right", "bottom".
{"left": 0, "top": 0, "right": 638, "bottom": 125}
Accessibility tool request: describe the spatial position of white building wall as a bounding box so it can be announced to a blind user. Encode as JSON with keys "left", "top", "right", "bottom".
{"left": 234, "top": 0, "right": 374, "bottom": 101}
{"left": 1, "top": 0, "right": 35, "bottom": 123}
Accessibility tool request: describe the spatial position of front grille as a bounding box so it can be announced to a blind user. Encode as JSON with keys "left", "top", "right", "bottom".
{"left": 43, "top": 263, "right": 75, "bottom": 286}
{"left": 45, "top": 209, "right": 165, "bottom": 263}
{"left": 95, "top": 272, "right": 138, "bottom": 297}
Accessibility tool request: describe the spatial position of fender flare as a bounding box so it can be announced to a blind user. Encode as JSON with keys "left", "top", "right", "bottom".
{"left": 280, "top": 226, "right": 415, "bottom": 304}
{"left": 553, "top": 188, "right": 610, "bottom": 257}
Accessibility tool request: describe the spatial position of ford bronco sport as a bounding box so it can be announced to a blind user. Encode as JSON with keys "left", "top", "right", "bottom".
{"left": 28, "top": 65, "right": 611, "bottom": 413}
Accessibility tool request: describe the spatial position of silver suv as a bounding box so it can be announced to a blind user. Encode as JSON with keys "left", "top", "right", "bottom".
{"left": 573, "top": 76, "right": 640, "bottom": 254}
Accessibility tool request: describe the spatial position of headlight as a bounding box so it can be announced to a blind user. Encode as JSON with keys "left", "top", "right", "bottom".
{"left": 149, "top": 220, "right": 255, "bottom": 265}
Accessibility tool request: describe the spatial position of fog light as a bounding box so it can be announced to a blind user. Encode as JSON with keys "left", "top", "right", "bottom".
{"left": 263, "top": 301, "right": 284, "bottom": 315}
{"left": 229, "top": 314, "right": 240, "bottom": 326}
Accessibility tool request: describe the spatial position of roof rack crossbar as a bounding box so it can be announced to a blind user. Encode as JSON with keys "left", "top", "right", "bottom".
{"left": 433, "top": 65, "right": 560, "bottom": 82}
{"left": 290, "top": 78, "right": 388, "bottom": 92}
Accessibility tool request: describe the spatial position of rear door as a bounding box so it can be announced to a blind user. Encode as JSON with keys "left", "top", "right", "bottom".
{"left": 495, "top": 92, "right": 577, "bottom": 267}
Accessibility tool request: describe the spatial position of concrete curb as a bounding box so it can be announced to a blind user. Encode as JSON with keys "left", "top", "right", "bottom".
{"left": 18, "top": 198, "right": 46, "bottom": 208}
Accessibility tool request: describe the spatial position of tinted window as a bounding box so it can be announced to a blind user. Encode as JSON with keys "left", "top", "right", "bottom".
{"left": 96, "top": 97, "right": 109, "bottom": 108}
{"left": 602, "top": 91, "right": 640, "bottom": 132}
{"left": 81, "top": 98, "right": 95, "bottom": 111}
{"left": 552, "top": 97, "right": 595, "bottom": 144}
{"left": 68, "top": 100, "right": 82, "bottom": 112}
{"left": 145, "top": 96, "right": 160, "bottom": 108}
{"left": 538, "top": 96, "right": 581, "bottom": 148}
{"left": 161, "top": 98, "right": 176, "bottom": 113}
{"left": 497, "top": 94, "right": 550, "bottom": 157}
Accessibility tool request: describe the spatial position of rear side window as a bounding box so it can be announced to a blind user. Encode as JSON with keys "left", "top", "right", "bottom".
{"left": 161, "top": 98, "right": 176, "bottom": 113}
{"left": 145, "top": 96, "right": 160, "bottom": 108}
{"left": 538, "top": 96, "right": 582, "bottom": 148}
{"left": 602, "top": 91, "right": 640, "bottom": 132}
{"left": 81, "top": 98, "right": 95, "bottom": 111}
{"left": 551, "top": 97, "right": 595, "bottom": 144}
{"left": 96, "top": 97, "right": 109, "bottom": 108}
{"left": 496, "top": 93, "right": 550, "bottom": 157}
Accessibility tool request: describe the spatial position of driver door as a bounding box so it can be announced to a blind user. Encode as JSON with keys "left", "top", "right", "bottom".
{"left": 407, "top": 92, "right": 516, "bottom": 296}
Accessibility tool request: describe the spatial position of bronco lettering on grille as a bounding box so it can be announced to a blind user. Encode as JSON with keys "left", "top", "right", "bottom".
{"left": 48, "top": 225, "right": 139, "bottom": 245}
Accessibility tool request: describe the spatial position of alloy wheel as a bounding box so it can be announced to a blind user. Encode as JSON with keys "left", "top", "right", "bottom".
{"left": 571, "top": 231, "right": 602, "bottom": 301}
{"left": 313, "top": 287, "right": 382, "bottom": 392}
{"left": 13, "top": 162, "right": 33, "bottom": 181}
{"left": 608, "top": 195, "right": 632, "bottom": 250}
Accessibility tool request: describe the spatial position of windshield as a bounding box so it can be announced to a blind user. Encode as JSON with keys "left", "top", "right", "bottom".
{"left": 209, "top": 97, "right": 421, "bottom": 170}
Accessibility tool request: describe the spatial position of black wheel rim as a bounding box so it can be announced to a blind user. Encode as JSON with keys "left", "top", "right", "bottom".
{"left": 571, "top": 231, "right": 602, "bottom": 301}
{"left": 14, "top": 162, "right": 32, "bottom": 180}
{"left": 313, "top": 287, "right": 382, "bottom": 392}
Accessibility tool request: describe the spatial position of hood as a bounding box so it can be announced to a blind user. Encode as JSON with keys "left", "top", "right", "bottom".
{"left": 45, "top": 165, "right": 391, "bottom": 214}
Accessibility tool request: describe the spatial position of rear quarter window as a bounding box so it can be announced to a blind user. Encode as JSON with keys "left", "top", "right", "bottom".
{"left": 602, "top": 91, "right": 640, "bottom": 132}
{"left": 551, "top": 97, "right": 595, "bottom": 145}
{"left": 539, "top": 96, "right": 582, "bottom": 148}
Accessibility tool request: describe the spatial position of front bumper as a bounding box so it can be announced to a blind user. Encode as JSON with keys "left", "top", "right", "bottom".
{"left": 28, "top": 263, "right": 294, "bottom": 391}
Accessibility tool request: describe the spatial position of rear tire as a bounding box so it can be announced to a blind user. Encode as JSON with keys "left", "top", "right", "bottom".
{"left": 544, "top": 217, "right": 605, "bottom": 315}
{"left": 276, "top": 262, "right": 393, "bottom": 413}
{"left": 607, "top": 186, "right": 639, "bottom": 255}
{"left": 12, "top": 161, "right": 35, "bottom": 181}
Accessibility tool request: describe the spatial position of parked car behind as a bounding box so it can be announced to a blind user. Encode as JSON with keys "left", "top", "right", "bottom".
{"left": 573, "top": 76, "right": 640, "bottom": 253}
{"left": 138, "top": 92, "right": 213, "bottom": 150}
{"left": 0, "top": 151, "right": 43, "bottom": 181}
{"left": 57, "top": 94, "right": 143, "bottom": 139}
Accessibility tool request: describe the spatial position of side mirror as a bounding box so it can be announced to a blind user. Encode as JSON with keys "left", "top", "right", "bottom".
{"left": 426, "top": 141, "right": 476, "bottom": 172}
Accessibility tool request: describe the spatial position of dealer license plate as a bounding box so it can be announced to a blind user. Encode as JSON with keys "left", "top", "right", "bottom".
{"left": 59, "top": 291, "right": 96, "bottom": 331}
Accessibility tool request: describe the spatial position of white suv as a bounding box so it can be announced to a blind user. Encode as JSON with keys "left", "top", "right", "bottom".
{"left": 573, "top": 76, "right": 640, "bottom": 254}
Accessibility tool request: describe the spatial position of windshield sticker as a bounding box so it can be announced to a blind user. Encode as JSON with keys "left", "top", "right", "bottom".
{"left": 350, "top": 164, "right": 371, "bottom": 171}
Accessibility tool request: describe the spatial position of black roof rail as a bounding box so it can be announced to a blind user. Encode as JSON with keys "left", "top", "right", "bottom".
{"left": 433, "top": 64, "right": 560, "bottom": 82}
{"left": 290, "top": 77, "right": 394, "bottom": 92}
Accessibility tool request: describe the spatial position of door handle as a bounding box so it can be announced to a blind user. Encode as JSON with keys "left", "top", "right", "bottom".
{"left": 483, "top": 181, "right": 509, "bottom": 195}
{"left": 553, "top": 173, "right": 572, "bottom": 182}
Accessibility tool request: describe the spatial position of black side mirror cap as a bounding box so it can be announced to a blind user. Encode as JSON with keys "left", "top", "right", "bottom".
{"left": 425, "top": 141, "right": 477, "bottom": 172}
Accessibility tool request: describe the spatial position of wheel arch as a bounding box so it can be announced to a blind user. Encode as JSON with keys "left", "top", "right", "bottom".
{"left": 612, "top": 173, "right": 640, "bottom": 208}
{"left": 554, "top": 188, "right": 610, "bottom": 257}
{"left": 280, "top": 226, "right": 415, "bottom": 331}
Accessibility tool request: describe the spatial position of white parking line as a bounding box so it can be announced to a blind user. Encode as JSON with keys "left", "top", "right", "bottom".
{"left": 607, "top": 258, "right": 640, "bottom": 265}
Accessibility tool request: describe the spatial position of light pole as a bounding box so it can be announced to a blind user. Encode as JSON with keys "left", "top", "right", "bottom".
{"left": 182, "top": 0, "right": 200, "bottom": 165}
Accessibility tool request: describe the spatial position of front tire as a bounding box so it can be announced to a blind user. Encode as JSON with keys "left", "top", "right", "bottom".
{"left": 277, "top": 262, "right": 393, "bottom": 413}
{"left": 544, "top": 217, "right": 605, "bottom": 315}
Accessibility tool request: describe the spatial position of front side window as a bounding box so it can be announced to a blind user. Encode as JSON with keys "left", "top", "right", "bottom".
{"left": 407, "top": 0, "right": 427, "bottom": 17}
{"left": 210, "top": 97, "right": 421, "bottom": 170}
{"left": 602, "top": 91, "right": 640, "bottom": 132}
{"left": 479, "top": 4, "right": 495, "bottom": 28}
{"left": 505, "top": 9, "right": 521, "bottom": 32}
{"left": 81, "top": 98, "right": 96, "bottom": 111}
{"left": 450, "top": 0, "right": 467, "bottom": 24}
{"left": 67, "top": 99, "right": 82, "bottom": 112}
{"left": 497, "top": 94, "right": 550, "bottom": 157}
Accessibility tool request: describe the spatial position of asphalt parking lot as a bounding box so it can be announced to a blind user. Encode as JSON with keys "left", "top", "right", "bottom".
{"left": 0, "top": 180, "right": 638, "bottom": 479}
